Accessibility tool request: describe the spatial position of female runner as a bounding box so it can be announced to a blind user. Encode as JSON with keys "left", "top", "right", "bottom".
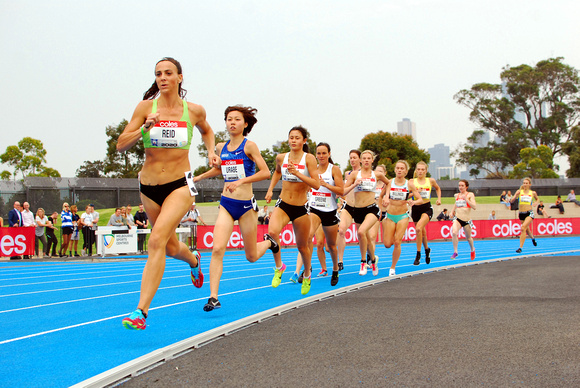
{"left": 449, "top": 179, "right": 477, "bottom": 260}
{"left": 257, "top": 126, "right": 320, "bottom": 295}
{"left": 380, "top": 160, "right": 421, "bottom": 276}
{"left": 336, "top": 150, "right": 361, "bottom": 270}
{"left": 290, "top": 142, "right": 344, "bottom": 286}
{"left": 511, "top": 177, "right": 539, "bottom": 253}
{"left": 366, "top": 164, "right": 387, "bottom": 267}
{"left": 411, "top": 161, "right": 442, "bottom": 265}
{"left": 344, "top": 150, "right": 390, "bottom": 276}
{"left": 117, "top": 57, "right": 218, "bottom": 330}
{"left": 194, "top": 105, "right": 270, "bottom": 311}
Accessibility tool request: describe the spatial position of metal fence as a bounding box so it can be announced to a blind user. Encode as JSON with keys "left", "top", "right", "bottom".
{"left": 1, "top": 176, "right": 579, "bottom": 222}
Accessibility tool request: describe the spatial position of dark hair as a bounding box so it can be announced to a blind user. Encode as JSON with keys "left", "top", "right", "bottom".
{"left": 459, "top": 179, "right": 469, "bottom": 188}
{"left": 224, "top": 105, "right": 258, "bottom": 136}
{"left": 288, "top": 126, "right": 310, "bottom": 153}
{"left": 316, "top": 142, "right": 334, "bottom": 164}
{"left": 143, "top": 57, "right": 187, "bottom": 100}
{"left": 349, "top": 149, "right": 361, "bottom": 157}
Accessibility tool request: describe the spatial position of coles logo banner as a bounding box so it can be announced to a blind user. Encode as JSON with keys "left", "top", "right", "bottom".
{"left": 193, "top": 218, "right": 580, "bottom": 249}
{"left": 1, "top": 227, "right": 35, "bottom": 256}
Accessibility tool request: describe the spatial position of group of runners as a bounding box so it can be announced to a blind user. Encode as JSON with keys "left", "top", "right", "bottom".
{"left": 117, "top": 57, "right": 540, "bottom": 330}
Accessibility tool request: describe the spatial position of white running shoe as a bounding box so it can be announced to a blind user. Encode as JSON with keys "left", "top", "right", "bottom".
{"left": 374, "top": 255, "right": 379, "bottom": 264}
{"left": 371, "top": 261, "right": 379, "bottom": 276}
{"left": 359, "top": 262, "right": 367, "bottom": 276}
{"left": 389, "top": 268, "right": 396, "bottom": 276}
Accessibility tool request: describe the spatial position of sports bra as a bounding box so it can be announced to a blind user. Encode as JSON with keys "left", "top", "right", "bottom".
{"left": 142, "top": 99, "right": 193, "bottom": 149}
{"left": 389, "top": 179, "right": 409, "bottom": 201}
{"left": 281, "top": 153, "right": 310, "bottom": 182}
{"left": 413, "top": 178, "right": 432, "bottom": 201}
{"left": 519, "top": 190, "right": 533, "bottom": 206}
{"left": 220, "top": 138, "right": 256, "bottom": 182}
{"left": 309, "top": 164, "right": 337, "bottom": 211}
{"left": 354, "top": 170, "right": 377, "bottom": 193}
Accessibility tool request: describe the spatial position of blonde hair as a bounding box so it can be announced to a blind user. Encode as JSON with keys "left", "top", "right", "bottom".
{"left": 520, "top": 177, "right": 532, "bottom": 191}
{"left": 375, "top": 164, "right": 386, "bottom": 173}
{"left": 413, "top": 161, "right": 428, "bottom": 178}
{"left": 62, "top": 202, "right": 70, "bottom": 210}
{"left": 37, "top": 208, "right": 45, "bottom": 217}
{"left": 360, "top": 150, "right": 377, "bottom": 160}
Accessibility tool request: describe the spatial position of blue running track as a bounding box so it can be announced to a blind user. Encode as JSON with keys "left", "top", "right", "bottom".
{"left": 1, "top": 236, "right": 579, "bottom": 387}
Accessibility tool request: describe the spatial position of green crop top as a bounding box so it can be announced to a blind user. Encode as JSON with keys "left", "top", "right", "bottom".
{"left": 142, "top": 99, "right": 193, "bottom": 149}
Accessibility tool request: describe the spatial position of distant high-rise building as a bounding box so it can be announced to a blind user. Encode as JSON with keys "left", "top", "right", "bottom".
{"left": 397, "top": 118, "right": 417, "bottom": 141}
{"left": 427, "top": 143, "right": 455, "bottom": 179}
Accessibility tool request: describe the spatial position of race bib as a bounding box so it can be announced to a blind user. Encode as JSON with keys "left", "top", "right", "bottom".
{"left": 149, "top": 120, "right": 188, "bottom": 148}
{"left": 310, "top": 191, "right": 333, "bottom": 208}
{"left": 390, "top": 188, "right": 408, "bottom": 201}
{"left": 357, "top": 178, "right": 376, "bottom": 192}
{"left": 456, "top": 199, "right": 467, "bottom": 208}
{"left": 221, "top": 159, "right": 246, "bottom": 181}
{"left": 419, "top": 189, "right": 430, "bottom": 199}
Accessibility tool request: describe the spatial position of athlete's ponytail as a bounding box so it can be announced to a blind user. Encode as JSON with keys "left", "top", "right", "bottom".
{"left": 143, "top": 57, "right": 187, "bottom": 100}
{"left": 289, "top": 126, "right": 310, "bottom": 153}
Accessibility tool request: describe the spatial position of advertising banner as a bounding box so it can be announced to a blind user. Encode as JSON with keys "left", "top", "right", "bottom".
{"left": 1, "top": 227, "right": 35, "bottom": 256}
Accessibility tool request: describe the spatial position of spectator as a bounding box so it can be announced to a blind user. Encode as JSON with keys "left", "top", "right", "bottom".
{"left": 499, "top": 191, "right": 510, "bottom": 208}
{"left": 125, "top": 205, "right": 135, "bottom": 226}
{"left": 69, "top": 205, "right": 80, "bottom": 257}
{"left": 80, "top": 205, "right": 95, "bottom": 256}
{"left": 550, "top": 195, "right": 565, "bottom": 214}
{"left": 179, "top": 203, "right": 205, "bottom": 247}
{"left": 488, "top": 210, "right": 496, "bottom": 220}
{"left": 565, "top": 190, "right": 580, "bottom": 206}
{"left": 536, "top": 200, "right": 550, "bottom": 218}
{"left": 108, "top": 208, "right": 131, "bottom": 227}
{"left": 436, "top": 208, "right": 449, "bottom": 221}
{"left": 257, "top": 205, "right": 270, "bottom": 225}
{"left": 21, "top": 202, "right": 35, "bottom": 259}
{"left": 59, "top": 203, "right": 74, "bottom": 257}
{"left": 45, "top": 211, "right": 59, "bottom": 258}
{"left": 35, "top": 208, "right": 49, "bottom": 258}
{"left": 90, "top": 204, "right": 99, "bottom": 253}
{"left": 134, "top": 203, "right": 149, "bottom": 253}
{"left": 8, "top": 201, "right": 23, "bottom": 260}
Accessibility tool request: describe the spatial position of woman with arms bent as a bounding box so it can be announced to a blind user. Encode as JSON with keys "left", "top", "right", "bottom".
{"left": 336, "top": 150, "right": 361, "bottom": 270}
{"left": 117, "top": 57, "right": 218, "bottom": 330}
{"left": 257, "top": 126, "right": 320, "bottom": 295}
{"left": 511, "top": 177, "right": 539, "bottom": 253}
{"left": 194, "top": 105, "right": 270, "bottom": 311}
{"left": 449, "top": 179, "right": 477, "bottom": 260}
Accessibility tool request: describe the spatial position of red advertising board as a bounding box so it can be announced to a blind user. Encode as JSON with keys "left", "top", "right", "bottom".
{"left": 0, "top": 227, "right": 35, "bottom": 256}
{"left": 193, "top": 218, "right": 580, "bottom": 249}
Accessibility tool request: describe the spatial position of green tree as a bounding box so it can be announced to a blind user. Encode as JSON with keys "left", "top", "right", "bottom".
{"left": 455, "top": 57, "right": 580, "bottom": 174}
{"left": 0, "top": 137, "right": 60, "bottom": 179}
{"left": 76, "top": 160, "right": 105, "bottom": 178}
{"left": 104, "top": 120, "right": 145, "bottom": 178}
{"left": 358, "top": 131, "right": 430, "bottom": 178}
{"left": 562, "top": 125, "right": 580, "bottom": 177}
{"left": 510, "top": 145, "right": 559, "bottom": 179}
{"left": 1, "top": 170, "right": 11, "bottom": 180}
{"left": 197, "top": 130, "right": 228, "bottom": 160}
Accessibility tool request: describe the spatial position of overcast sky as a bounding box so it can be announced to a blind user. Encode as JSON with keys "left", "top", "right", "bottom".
{"left": 1, "top": 0, "right": 578, "bottom": 177}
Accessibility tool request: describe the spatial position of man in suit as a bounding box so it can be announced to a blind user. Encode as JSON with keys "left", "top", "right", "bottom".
{"left": 8, "top": 201, "right": 23, "bottom": 260}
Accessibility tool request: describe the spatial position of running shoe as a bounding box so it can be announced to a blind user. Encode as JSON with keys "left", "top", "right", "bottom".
{"left": 450, "top": 252, "right": 458, "bottom": 259}
{"left": 190, "top": 260, "right": 204, "bottom": 288}
{"left": 425, "top": 248, "right": 431, "bottom": 264}
{"left": 122, "top": 309, "right": 147, "bottom": 330}
{"left": 516, "top": 248, "right": 522, "bottom": 253}
{"left": 338, "top": 262, "right": 344, "bottom": 271}
{"left": 331, "top": 271, "right": 339, "bottom": 286}
{"left": 389, "top": 268, "right": 396, "bottom": 276}
{"left": 371, "top": 260, "right": 379, "bottom": 276}
{"left": 301, "top": 276, "right": 311, "bottom": 295}
{"left": 264, "top": 234, "right": 280, "bottom": 254}
{"left": 272, "top": 263, "right": 286, "bottom": 288}
{"left": 374, "top": 255, "right": 379, "bottom": 265}
{"left": 317, "top": 269, "right": 328, "bottom": 277}
{"left": 413, "top": 251, "right": 421, "bottom": 265}
{"left": 289, "top": 272, "right": 299, "bottom": 283}
{"left": 532, "top": 239, "right": 537, "bottom": 246}
{"left": 359, "top": 261, "right": 367, "bottom": 276}
{"left": 203, "top": 297, "right": 221, "bottom": 312}
{"left": 470, "top": 250, "right": 476, "bottom": 260}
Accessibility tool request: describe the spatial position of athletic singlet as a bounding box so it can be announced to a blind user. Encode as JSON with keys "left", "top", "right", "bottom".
{"left": 281, "top": 153, "right": 310, "bottom": 182}
{"left": 413, "top": 178, "right": 432, "bottom": 201}
{"left": 354, "top": 170, "right": 377, "bottom": 193}
{"left": 519, "top": 190, "right": 533, "bottom": 206}
{"left": 389, "top": 179, "right": 409, "bottom": 201}
{"left": 455, "top": 193, "right": 471, "bottom": 208}
{"left": 220, "top": 138, "right": 256, "bottom": 182}
{"left": 309, "top": 164, "right": 337, "bottom": 211}
{"left": 142, "top": 99, "right": 193, "bottom": 149}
